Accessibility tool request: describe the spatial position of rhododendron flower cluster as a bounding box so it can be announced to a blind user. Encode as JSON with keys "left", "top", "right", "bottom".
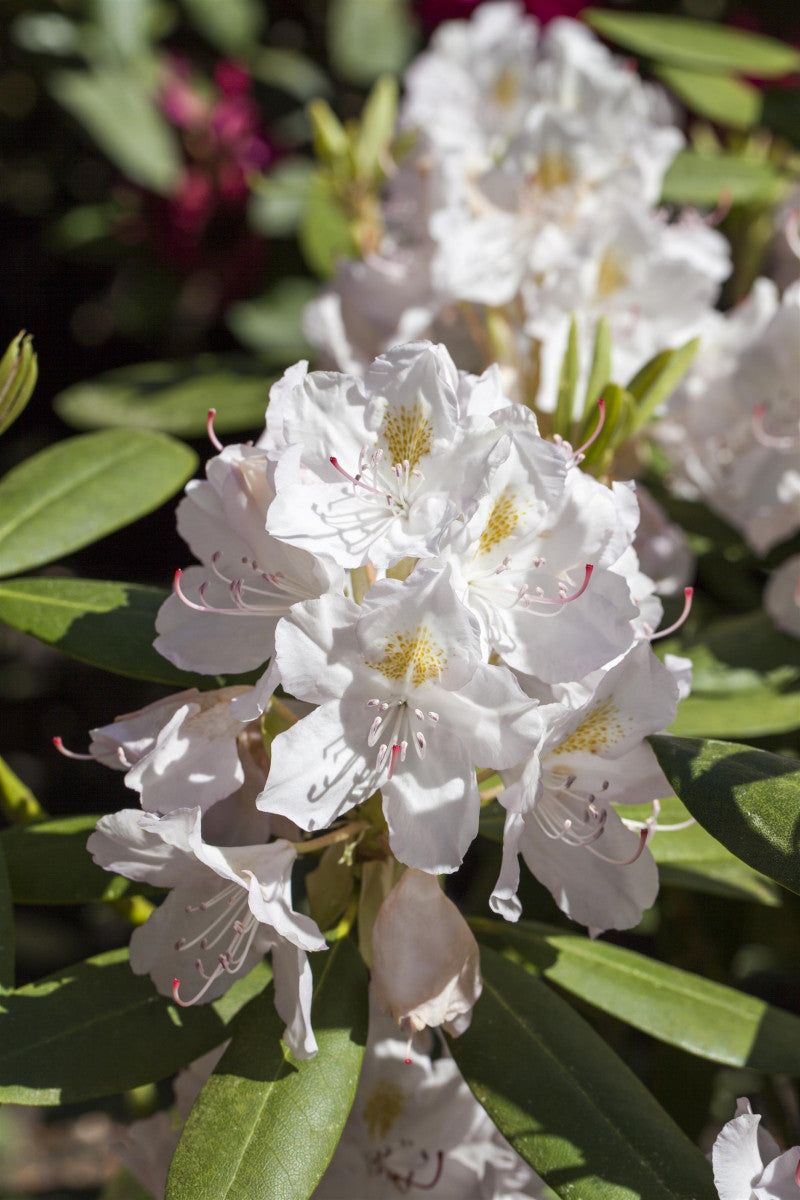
{"left": 305, "top": 1, "right": 730, "bottom": 417}
{"left": 82, "top": 338, "right": 683, "bottom": 1067}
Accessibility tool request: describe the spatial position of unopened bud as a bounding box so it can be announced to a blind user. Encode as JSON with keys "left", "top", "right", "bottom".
{"left": 0, "top": 332, "right": 37, "bottom": 438}
{"left": 371, "top": 868, "right": 482, "bottom": 1036}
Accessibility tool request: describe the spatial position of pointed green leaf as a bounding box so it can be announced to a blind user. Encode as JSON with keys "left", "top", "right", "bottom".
{"left": 0, "top": 815, "right": 161, "bottom": 906}
{"left": 49, "top": 68, "right": 182, "bottom": 196}
{"left": 448, "top": 947, "right": 717, "bottom": 1199}
{"left": 166, "top": 938, "right": 368, "bottom": 1200}
{"left": 649, "top": 735, "right": 800, "bottom": 897}
{"left": 0, "top": 577, "right": 217, "bottom": 687}
{"left": 54, "top": 356, "right": 272, "bottom": 435}
{"left": 0, "top": 332, "right": 37, "bottom": 438}
{"left": 0, "top": 841, "right": 14, "bottom": 993}
{"left": 583, "top": 10, "right": 800, "bottom": 77}
{"left": 661, "top": 150, "right": 784, "bottom": 208}
{"left": 654, "top": 65, "right": 761, "bottom": 130}
{"left": 0, "top": 430, "right": 197, "bottom": 578}
{"left": 582, "top": 317, "right": 611, "bottom": 417}
{"left": 471, "top": 918, "right": 800, "bottom": 1073}
{"left": 0, "top": 949, "right": 270, "bottom": 1105}
{"left": 626, "top": 339, "right": 699, "bottom": 432}
{"left": 554, "top": 317, "right": 579, "bottom": 440}
{"left": 356, "top": 75, "right": 399, "bottom": 181}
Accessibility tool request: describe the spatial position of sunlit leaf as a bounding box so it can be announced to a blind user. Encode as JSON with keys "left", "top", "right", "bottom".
{"left": 0, "top": 577, "right": 220, "bottom": 687}
{"left": 661, "top": 150, "right": 785, "bottom": 207}
{"left": 166, "top": 939, "right": 368, "bottom": 1200}
{"left": 649, "top": 735, "right": 800, "bottom": 897}
{"left": 584, "top": 10, "right": 800, "bottom": 76}
{"left": 655, "top": 65, "right": 761, "bottom": 130}
{"left": 0, "top": 949, "right": 270, "bottom": 1105}
{"left": 0, "top": 430, "right": 196, "bottom": 578}
{"left": 54, "top": 357, "right": 271, "bottom": 436}
{"left": 448, "top": 947, "right": 717, "bottom": 1199}
{"left": 472, "top": 918, "right": 800, "bottom": 1071}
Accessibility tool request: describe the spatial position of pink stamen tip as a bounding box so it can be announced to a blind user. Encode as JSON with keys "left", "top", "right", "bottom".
{"left": 172, "top": 978, "right": 183, "bottom": 1003}
{"left": 52, "top": 736, "right": 94, "bottom": 761}
{"left": 388, "top": 743, "right": 402, "bottom": 780}
{"left": 624, "top": 828, "right": 649, "bottom": 866}
{"left": 794, "top": 1156, "right": 800, "bottom": 1187}
{"left": 573, "top": 398, "right": 606, "bottom": 460}
{"left": 650, "top": 586, "right": 693, "bottom": 642}
{"left": 173, "top": 568, "right": 209, "bottom": 614}
{"left": 206, "top": 409, "right": 224, "bottom": 452}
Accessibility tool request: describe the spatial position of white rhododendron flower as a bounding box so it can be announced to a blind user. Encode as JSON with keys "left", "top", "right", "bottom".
{"left": 492, "top": 643, "right": 678, "bottom": 932}
{"left": 313, "top": 999, "right": 546, "bottom": 1199}
{"left": 155, "top": 441, "right": 342, "bottom": 676}
{"left": 436, "top": 408, "right": 639, "bottom": 680}
{"left": 712, "top": 1098, "right": 800, "bottom": 1200}
{"left": 87, "top": 807, "right": 326, "bottom": 1058}
{"left": 656, "top": 279, "right": 800, "bottom": 555}
{"left": 61, "top": 686, "right": 253, "bottom": 815}
{"left": 371, "top": 868, "right": 482, "bottom": 1036}
{"left": 264, "top": 342, "right": 509, "bottom": 569}
{"left": 259, "top": 565, "right": 542, "bottom": 873}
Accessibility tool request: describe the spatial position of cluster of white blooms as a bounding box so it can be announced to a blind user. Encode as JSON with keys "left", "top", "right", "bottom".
{"left": 655, "top": 279, "right": 800, "bottom": 556}
{"left": 79, "top": 340, "right": 686, "bottom": 1060}
{"left": 305, "top": 1, "right": 730, "bottom": 416}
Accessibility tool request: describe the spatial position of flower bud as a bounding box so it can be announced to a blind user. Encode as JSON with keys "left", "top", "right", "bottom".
{"left": 371, "top": 868, "right": 482, "bottom": 1036}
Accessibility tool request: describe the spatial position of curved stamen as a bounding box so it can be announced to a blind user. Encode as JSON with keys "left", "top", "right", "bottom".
{"left": 587, "top": 826, "right": 648, "bottom": 866}
{"left": 648, "top": 586, "right": 693, "bottom": 641}
{"left": 172, "top": 968, "right": 224, "bottom": 1008}
{"left": 571, "top": 398, "right": 606, "bottom": 463}
{"left": 526, "top": 564, "right": 594, "bottom": 607}
{"left": 330, "top": 455, "right": 390, "bottom": 499}
{"left": 52, "top": 736, "right": 94, "bottom": 761}
{"left": 752, "top": 404, "right": 799, "bottom": 450}
{"left": 206, "top": 408, "right": 224, "bottom": 452}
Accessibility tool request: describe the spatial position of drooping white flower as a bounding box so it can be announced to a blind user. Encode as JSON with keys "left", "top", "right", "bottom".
{"left": 87, "top": 807, "right": 326, "bottom": 1058}
{"left": 765, "top": 555, "right": 800, "bottom": 639}
{"left": 656, "top": 279, "right": 800, "bottom": 555}
{"left": 491, "top": 642, "right": 678, "bottom": 933}
{"left": 313, "top": 997, "right": 546, "bottom": 1199}
{"left": 371, "top": 868, "right": 482, "bottom": 1036}
{"left": 259, "top": 566, "right": 542, "bottom": 873}
{"left": 64, "top": 686, "right": 254, "bottom": 815}
{"left": 263, "top": 342, "right": 510, "bottom": 569}
{"left": 154, "top": 442, "right": 342, "bottom": 676}
{"left": 712, "top": 1097, "right": 800, "bottom": 1200}
{"left": 436, "top": 407, "right": 639, "bottom": 681}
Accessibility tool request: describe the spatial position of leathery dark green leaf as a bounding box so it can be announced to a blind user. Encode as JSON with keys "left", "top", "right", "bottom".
{"left": 649, "top": 735, "right": 800, "bottom": 897}
{"left": 165, "top": 937, "right": 368, "bottom": 1200}
{"left": 0, "top": 429, "right": 197, "bottom": 578}
{"left": 0, "top": 949, "right": 270, "bottom": 1105}
{"left": 447, "top": 947, "right": 717, "bottom": 1200}
{"left": 471, "top": 917, "right": 800, "bottom": 1073}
